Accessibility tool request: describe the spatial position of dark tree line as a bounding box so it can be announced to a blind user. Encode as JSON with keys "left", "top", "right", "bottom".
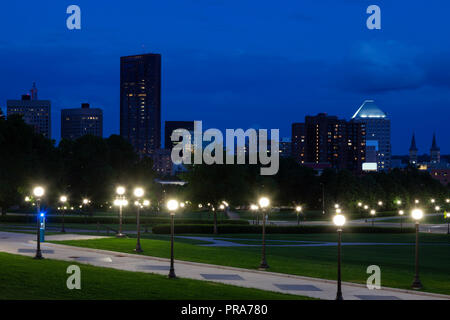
{"left": 0, "top": 115, "right": 155, "bottom": 214}
{"left": 181, "top": 157, "right": 449, "bottom": 211}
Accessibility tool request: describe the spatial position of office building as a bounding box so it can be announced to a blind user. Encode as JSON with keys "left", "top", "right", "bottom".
{"left": 279, "top": 137, "right": 292, "bottom": 158}
{"left": 120, "top": 53, "right": 161, "bottom": 157}
{"left": 351, "top": 100, "right": 391, "bottom": 171}
{"left": 292, "top": 113, "right": 365, "bottom": 172}
{"left": 291, "top": 123, "right": 306, "bottom": 164}
{"left": 61, "top": 103, "right": 103, "bottom": 140}
{"left": 7, "top": 83, "right": 51, "bottom": 139}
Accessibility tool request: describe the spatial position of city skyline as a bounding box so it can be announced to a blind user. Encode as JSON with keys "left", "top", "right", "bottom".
{"left": 0, "top": 1, "right": 449, "bottom": 154}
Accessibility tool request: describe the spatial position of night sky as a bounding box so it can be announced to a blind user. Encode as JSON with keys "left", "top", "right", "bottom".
{"left": 0, "top": 1, "right": 449, "bottom": 154}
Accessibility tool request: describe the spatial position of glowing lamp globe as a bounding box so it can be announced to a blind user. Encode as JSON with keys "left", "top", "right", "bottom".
{"left": 411, "top": 209, "right": 424, "bottom": 221}
{"left": 167, "top": 199, "right": 179, "bottom": 212}
{"left": 333, "top": 214, "right": 346, "bottom": 227}
{"left": 116, "top": 186, "right": 125, "bottom": 195}
{"left": 33, "top": 186, "right": 44, "bottom": 198}
{"left": 258, "top": 197, "right": 269, "bottom": 208}
{"left": 133, "top": 187, "right": 144, "bottom": 198}
{"left": 60, "top": 196, "right": 67, "bottom": 203}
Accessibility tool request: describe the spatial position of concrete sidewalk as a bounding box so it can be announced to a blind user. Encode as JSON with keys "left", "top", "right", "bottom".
{"left": 0, "top": 231, "right": 449, "bottom": 300}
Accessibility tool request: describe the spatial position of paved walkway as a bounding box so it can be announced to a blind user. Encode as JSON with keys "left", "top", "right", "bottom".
{"left": 1, "top": 231, "right": 449, "bottom": 300}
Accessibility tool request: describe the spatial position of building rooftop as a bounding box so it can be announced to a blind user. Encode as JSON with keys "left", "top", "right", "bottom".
{"left": 351, "top": 100, "right": 387, "bottom": 119}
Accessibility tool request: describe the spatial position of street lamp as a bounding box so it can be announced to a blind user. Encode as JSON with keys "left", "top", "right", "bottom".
{"left": 133, "top": 187, "right": 144, "bottom": 253}
{"left": 370, "top": 209, "right": 376, "bottom": 227}
{"left": 295, "top": 206, "right": 302, "bottom": 225}
{"left": 399, "top": 210, "right": 404, "bottom": 231}
{"left": 378, "top": 201, "right": 383, "bottom": 206}
{"left": 258, "top": 196, "right": 270, "bottom": 270}
{"left": 167, "top": 199, "right": 179, "bottom": 279}
{"left": 333, "top": 213, "right": 346, "bottom": 301}
{"left": 435, "top": 206, "right": 440, "bottom": 212}
{"left": 396, "top": 200, "right": 402, "bottom": 206}
{"left": 415, "top": 199, "right": 420, "bottom": 204}
{"left": 59, "top": 195, "right": 68, "bottom": 233}
{"left": 336, "top": 208, "right": 342, "bottom": 214}
{"left": 33, "top": 186, "right": 45, "bottom": 259}
{"left": 357, "top": 202, "right": 363, "bottom": 218}
{"left": 334, "top": 204, "right": 340, "bottom": 209}
{"left": 115, "top": 186, "right": 127, "bottom": 238}
{"left": 250, "top": 204, "right": 259, "bottom": 225}
{"left": 411, "top": 208, "right": 424, "bottom": 289}
{"left": 431, "top": 198, "right": 435, "bottom": 204}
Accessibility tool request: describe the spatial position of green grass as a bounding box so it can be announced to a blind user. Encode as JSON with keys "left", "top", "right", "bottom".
{"left": 53, "top": 232, "right": 450, "bottom": 296}
{"left": 0, "top": 252, "right": 309, "bottom": 300}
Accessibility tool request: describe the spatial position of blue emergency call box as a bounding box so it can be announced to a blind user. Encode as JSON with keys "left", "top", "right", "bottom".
{"left": 39, "top": 213, "right": 46, "bottom": 242}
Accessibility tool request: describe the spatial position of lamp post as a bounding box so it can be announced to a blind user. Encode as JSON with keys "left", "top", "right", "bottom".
{"left": 33, "top": 186, "right": 45, "bottom": 259}
{"left": 411, "top": 208, "right": 424, "bottom": 289}
{"left": 250, "top": 204, "right": 259, "bottom": 225}
{"left": 370, "top": 209, "right": 376, "bottom": 227}
{"left": 333, "top": 213, "right": 346, "bottom": 300}
{"left": 357, "top": 202, "right": 363, "bottom": 219}
{"left": 59, "top": 196, "right": 67, "bottom": 233}
{"left": 133, "top": 187, "right": 144, "bottom": 253}
{"left": 320, "top": 182, "right": 325, "bottom": 215}
{"left": 258, "top": 197, "right": 270, "bottom": 270}
{"left": 399, "top": 210, "right": 404, "bottom": 232}
{"left": 167, "top": 199, "right": 179, "bottom": 278}
{"left": 295, "top": 206, "right": 302, "bottom": 225}
{"left": 115, "top": 186, "right": 126, "bottom": 237}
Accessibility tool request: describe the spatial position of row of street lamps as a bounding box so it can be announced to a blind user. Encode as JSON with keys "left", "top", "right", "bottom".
{"left": 28, "top": 186, "right": 442, "bottom": 292}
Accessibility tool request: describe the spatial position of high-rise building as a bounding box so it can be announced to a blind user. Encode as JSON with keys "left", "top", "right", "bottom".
{"left": 291, "top": 123, "right": 306, "bottom": 164}
{"left": 409, "top": 133, "right": 418, "bottom": 165}
{"left": 120, "top": 53, "right": 161, "bottom": 157}
{"left": 164, "top": 121, "right": 195, "bottom": 150}
{"left": 7, "top": 84, "right": 51, "bottom": 139}
{"left": 292, "top": 113, "right": 365, "bottom": 172}
{"left": 351, "top": 100, "right": 391, "bottom": 171}
{"left": 61, "top": 103, "right": 103, "bottom": 140}
{"left": 430, "top": 133, "right": 440, "bottom": 164}
{"left": 279, "top": 137, "right": 292, "bottom": 158}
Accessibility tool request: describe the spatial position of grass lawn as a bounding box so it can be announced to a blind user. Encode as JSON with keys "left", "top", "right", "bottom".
{"left": 53, "top": 232, "right": 450, "bottom": 296}
{"left": 0, "top": 252, "right": 309, "bottom": 300}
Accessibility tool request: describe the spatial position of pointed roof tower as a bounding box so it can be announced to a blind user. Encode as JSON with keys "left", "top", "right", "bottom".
{"left": 409, "top": 133, "right": 418, "bottom": 152}
{"left": 431, "top": 133, "right": 439, "bottom": 151}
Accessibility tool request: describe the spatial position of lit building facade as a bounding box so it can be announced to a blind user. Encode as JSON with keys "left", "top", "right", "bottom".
{"left": 7, "top": 84, "right": 51, "bottom": 139}
{"left": 61, "top": 103, "right": 103, "bottom": 140}
{"left": 120, "top": 53, "right": 161, "bottom": 157}
{"left": 351, "top": 100, "right": 391, "bottom": 171}
{"left": 292, "top": 113, "right": 365, "bottom": 173}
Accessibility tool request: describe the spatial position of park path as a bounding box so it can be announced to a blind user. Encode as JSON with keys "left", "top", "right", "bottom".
{"left": 0, "top": 231, "right": 449, "bottom": 301}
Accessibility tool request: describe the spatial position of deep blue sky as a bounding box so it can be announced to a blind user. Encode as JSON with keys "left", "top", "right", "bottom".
{"left": 0, "top": 0, "right": 449, "bottom": 155}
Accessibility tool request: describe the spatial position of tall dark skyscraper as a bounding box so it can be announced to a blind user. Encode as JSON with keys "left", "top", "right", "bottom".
{"left": 120, "top": 53, "right": 161, "bottom": 156}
